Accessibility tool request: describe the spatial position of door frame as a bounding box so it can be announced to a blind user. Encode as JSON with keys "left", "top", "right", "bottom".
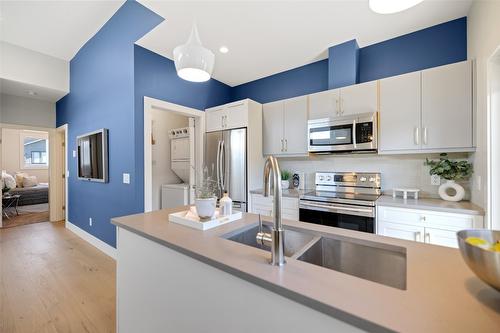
{"left": 487, "top": 46, "right": 500, "bottom": 230}
{"left": 0, "top": 122, "right": 57, "bottom": 226}
{"left": 143, "top": 96, "right": 205, "bottom": 212}
{"left": 53, "top": 124, "right": 68, "bottom": 222}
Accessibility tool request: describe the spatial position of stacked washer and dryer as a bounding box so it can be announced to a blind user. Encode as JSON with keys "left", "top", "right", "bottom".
{"left": 161, "top": 127, "right": 192, "bottom": 209}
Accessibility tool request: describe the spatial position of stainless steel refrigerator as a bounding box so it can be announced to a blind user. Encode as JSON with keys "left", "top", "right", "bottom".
{"left": 205, "top": 128, "right": 247, "bottom": 212}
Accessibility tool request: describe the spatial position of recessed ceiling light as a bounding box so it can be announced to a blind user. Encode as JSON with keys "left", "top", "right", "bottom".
{"left": 26, "top": 90, "right": 37, "bottom": 96}
{"left": 369, "top": 0, "right": 424, "bottom": 14}
{"left": 219, "top": 46, "right": 229, "bottom": 54}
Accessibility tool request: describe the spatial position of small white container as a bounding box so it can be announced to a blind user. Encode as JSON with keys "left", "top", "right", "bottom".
{"left": 219, "top": 191, "right": 232, "bottom": 216}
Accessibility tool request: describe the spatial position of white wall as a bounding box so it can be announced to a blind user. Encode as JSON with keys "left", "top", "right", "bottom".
{"left": 279, "top": 153, "right": 470, "bottom": 199}
{"left": 0, "top": 93, "right": 56, "bottom": 128}
{"left": 0, "top": 41, "right": 69, "bottom": 93}
{"left": 1, "top": 128, "right": 49, "bottom": 183}
{"left": 467, "top": 0, "right": 500, "bottom": 212}
{"left": 151, "top": 108, "right": 189, "bottom": 210}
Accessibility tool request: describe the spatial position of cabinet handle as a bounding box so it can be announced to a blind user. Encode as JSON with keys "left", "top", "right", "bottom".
{"left": 425, "top": 233, "right": 430, "bottom": 243}
{"left": 423, "top": 127, "right": 428, "bottom": 145}
{"left": 421, "top": 215, "right": 426, "bottom": 222}
{"left": 221, "top": 116, "right": 224, "bottom": 128}
{"left": 335, "top": 99, "right": 339, "bottom": 116}
{"left": 280, "top": 139, "right": 284, "bottom": 152}
{"left": 414, "top": 127, "right": 420, "bottom": 145}
{"left": 284, "top": 139, "right": 288, "bottom": 151}
{"left": 414, "top": 231, "right": 422, "bottom": 242}
{"left": 340, "top": 98, "right": 344, "bottom": 115}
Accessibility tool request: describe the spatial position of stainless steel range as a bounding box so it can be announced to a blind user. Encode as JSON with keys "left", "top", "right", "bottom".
{"left": 299, "top": 172, "right": 381, "bottom": 233}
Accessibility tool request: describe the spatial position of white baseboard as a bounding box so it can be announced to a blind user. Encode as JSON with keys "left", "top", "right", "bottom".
{"left": 66, "top": 221, "right": 117, "bottom": 259}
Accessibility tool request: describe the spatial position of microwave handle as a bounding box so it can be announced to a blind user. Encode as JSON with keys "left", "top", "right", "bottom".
{"left": 352, "top": 119, "right": 357, "bottom": 149}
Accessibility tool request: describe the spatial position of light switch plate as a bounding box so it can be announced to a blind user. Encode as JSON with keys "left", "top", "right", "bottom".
{"left": 123, "top": 173, "right": 130, "bottom": 184}
{"left": 431, "top": 174, "right": 440, "bottom": 186}
{"left": 72, "top": 150, "right": 76, "bottom": 158}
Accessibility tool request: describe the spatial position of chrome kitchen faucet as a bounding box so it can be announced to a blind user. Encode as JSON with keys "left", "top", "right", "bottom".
{"left": 256, "top": 156, "right": 285, "bottom": 266}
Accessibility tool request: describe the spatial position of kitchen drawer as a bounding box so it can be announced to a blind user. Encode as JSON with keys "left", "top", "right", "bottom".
{"left": 377, "top": 206, "right": 423, "bottom": 225}
{"left": 423, "top": 212, "right": 474, "bottom": 230}
{"left": 251, "top": 194, "right": 273, "bottom": 207}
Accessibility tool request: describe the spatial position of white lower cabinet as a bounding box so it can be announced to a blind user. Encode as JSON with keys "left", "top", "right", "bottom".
{"left": 377, "top": 206, "right": 484, "bottom": 248}
{"left": 250, "top": 194, "right": 299, "bottom": 221}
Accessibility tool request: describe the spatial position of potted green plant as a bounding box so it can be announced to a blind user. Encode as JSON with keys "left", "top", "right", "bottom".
{"left": 424, "top": 154, "right": 473, "bottom": 202}
{"left": 195, "top": 166, "right": 218, "bottom": 219}
{"left": 281, "top": 170, "right": 291, "bottom": 190}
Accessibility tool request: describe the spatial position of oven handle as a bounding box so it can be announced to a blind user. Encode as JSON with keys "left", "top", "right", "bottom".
{"left": 353, "top": 119, "right": 357, "bottom": 149}
{"left": 299, "top": 201, "right": 374, "bottom": 216}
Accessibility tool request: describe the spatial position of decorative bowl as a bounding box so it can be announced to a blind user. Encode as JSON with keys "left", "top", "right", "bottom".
{"left": 457, "top": 229, "right": 500, "bottom": 291}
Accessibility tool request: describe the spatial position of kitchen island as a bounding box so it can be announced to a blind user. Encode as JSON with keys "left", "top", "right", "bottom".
{"left": 112, "top": 208, "right": 499, "bottom": 333}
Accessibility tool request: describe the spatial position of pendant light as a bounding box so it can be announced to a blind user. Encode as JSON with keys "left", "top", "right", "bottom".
{"left": 173, "top": 23, "right": 215, "bottom": 82}
{"left": 369, "top": 0, "right": 424, "bottom": 14}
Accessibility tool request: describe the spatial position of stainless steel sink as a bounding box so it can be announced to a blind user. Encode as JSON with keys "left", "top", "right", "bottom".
{"left": 224, "top": 224, "right": 316, "bottom": 257}
{"left": 296, "top": 237, "right": 407, "bottom": 290}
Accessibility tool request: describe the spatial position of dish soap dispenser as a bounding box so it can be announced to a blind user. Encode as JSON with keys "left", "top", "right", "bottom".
{"left": 219, "top": 191, "right": 232, "bottom": 216}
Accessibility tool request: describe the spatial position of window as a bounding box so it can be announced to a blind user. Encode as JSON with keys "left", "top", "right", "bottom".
{"left": 20, "top": 131, "right": 49, "bottom": 169}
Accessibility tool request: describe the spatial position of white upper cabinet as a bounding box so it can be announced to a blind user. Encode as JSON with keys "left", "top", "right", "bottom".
{"left": 308, "top": 89, "right": 339, "bottom": 120}
{"left": 205, "top": 100, "right": 249, "bottom": 132}
{"left": 339, "top": 80, "right": 378, "bottom": 116}
{"left": 283, "top": 96, "right": 308, "bottom": 155}
{"left": 379, "top": 60, "right": 474, "bottom": 154}
{"left": 308, "top": 82, "right": 377, "bottom": 120}
{"left": 421, "top": 60, "right": 473, "bottom": 149}
{"left": 262, "top": 100, "right": 284, "bottom": 155}
{"left": 205, "top": 106, "right": 225, "bottom": 132}
{"left": 379, "top": 71, "right": 422, "bottom": 152}
{"left": 262, "top": 96, "right": 308, "bottom": 156}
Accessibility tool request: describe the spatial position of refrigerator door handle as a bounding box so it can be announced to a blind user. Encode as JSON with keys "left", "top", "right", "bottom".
{"left": 220, "top": 140, "right": 226, "bottom": 191}
{"left": 216, "top": 140, "right": 221, "bottom": 190}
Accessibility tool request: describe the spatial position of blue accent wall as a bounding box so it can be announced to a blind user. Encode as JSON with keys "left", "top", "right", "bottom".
{"left": 56, "top": 1, "right": 164, "bottom": 247}
{"left": 231, "top": 17, "right": 467, "bottom": 103}
{"left": 358, "top": 17, "right": 467, "bottom": 83}
{"left": 328, "top": 39, "right": 359, "bottom": 89}
{"left": 230, "top": 59, "right": 328, "bottom": 104}
{"left": 133, "top": 45, "right": 232, "bottom": 210}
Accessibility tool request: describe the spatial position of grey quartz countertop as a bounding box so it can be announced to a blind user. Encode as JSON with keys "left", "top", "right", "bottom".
{"left": 112, "top": 209, "right": 499, "bottom": 333}
{"left": 250, "top": 188, "right": 310, "bottom": 198}
{"left": 376, "top": 195, "right": 485, "bottom": 216}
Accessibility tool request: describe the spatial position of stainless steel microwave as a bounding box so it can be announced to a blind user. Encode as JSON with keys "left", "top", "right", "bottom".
{"left": 308, "top": 112, "right": 378, "bottom": 153}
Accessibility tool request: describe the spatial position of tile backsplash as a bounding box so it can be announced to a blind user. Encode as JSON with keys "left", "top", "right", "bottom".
{"left": 278, "top": 153, "right": 471, "bottom": 199}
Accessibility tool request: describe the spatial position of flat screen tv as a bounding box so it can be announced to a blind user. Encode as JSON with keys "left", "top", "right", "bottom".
{"left": 77, "top": 129, "right": 108, "bottom": 182}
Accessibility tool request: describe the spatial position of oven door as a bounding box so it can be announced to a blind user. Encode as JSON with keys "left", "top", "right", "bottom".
{"left": 299, "top": 200, "right": 374, "bottom": 233}
{"left": 308, "top": 119, "right": 355, "bottom": 152}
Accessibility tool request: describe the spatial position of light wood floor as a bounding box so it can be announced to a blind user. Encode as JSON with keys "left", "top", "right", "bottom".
{"left": 1, "top": 211, "right": 50, "bottom": 229}
{"left": 0, "top": 221, "right": 116, "bottom": 333}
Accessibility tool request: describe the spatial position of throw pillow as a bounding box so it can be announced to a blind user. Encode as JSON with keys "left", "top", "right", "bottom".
{"left": 15, "top": 172, "right": 29, "bottom": 187}
{"left": 22, "top": 176, "right": 38, "bottom": 188}
{"left": 2, "top": 172, "right": 16, "bottom": 190}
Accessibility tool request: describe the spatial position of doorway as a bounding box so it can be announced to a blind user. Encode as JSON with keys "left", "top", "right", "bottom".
{"left": 143, "top": 97, "right": 205, "bottom": 212}
{"left": 488, "top": 47, "right": 500, "bottom": 230}
{"left": 1, "top": 125, "right": 50, "bottom": 228}
{"left": 49, "top": 124, "right": 68, "bottom": 222}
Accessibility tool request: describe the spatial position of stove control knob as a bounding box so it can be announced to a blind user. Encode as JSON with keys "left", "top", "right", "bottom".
{"left": 369, "top": 177, "right": 376, "bottom": 182}
{"left": 318, "top": 175, "right": 324, "bottom": 181}
{"left": 360, "top": 177, "right": 367, "bottom": 182}
{"left": 326, "top": 176, "right": 332, "bottom": 182}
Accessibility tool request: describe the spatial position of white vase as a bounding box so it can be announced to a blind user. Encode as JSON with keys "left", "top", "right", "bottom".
{"left": 438, "top": 180, "right": 465, "bottom": 202}
{"left": 281, "top": 180, "right": 289, "bottom": 189}
{"left": 195, "top": 197, "right": 216, "bottom": 219}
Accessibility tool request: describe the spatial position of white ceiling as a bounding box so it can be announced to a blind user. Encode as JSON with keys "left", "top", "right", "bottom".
{"left": 0, "top": 0, "right": 125, "bottom": 61}
{"left": 137, "top": 0, "right": 472, "bottom": 87}
{"left": 0, "top": 78, "right": 66, "bottom": 102}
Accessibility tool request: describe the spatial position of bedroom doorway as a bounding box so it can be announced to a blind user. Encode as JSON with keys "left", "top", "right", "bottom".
{"left": 1, "top": 125, "right": 50, "bottom": 228}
